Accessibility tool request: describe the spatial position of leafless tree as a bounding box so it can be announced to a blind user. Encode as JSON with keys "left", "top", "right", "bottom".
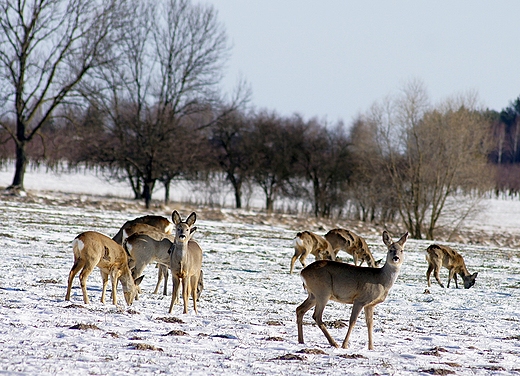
{"left": 246, "top": 111, "right": 295, "bottom": 213}
{"left": 210, "top": 109, "right": 252, "bottom": 209}
{"left": 369, "top": 80, "right": 492, "bottom": 239}
{"left": 0, "top": 0, "right": 129, "bottom": 193}
{"left": 77, "top": 0, "right": 231, "bottom": 208}
{"left": 348, "top": 117, "right": 398, "bottom": 222}
{"left": 286, "top": 117, "right": 352, "bottom": 218}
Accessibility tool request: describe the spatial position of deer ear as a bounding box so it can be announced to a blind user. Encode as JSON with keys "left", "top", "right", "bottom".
{"left": 172, "top": 210, "right": 181, "bottom": 225}
{"left": 397, "top": 232, "right": 409, "bottom": 246}
{"left": 186, "top": 212, "right": 197, "bottom": 226}
{"left": 190, "top": 226, "right": 197, "bottom": 235}
{"left": 382, "top": 231, "right": 392, "bottom": 246}
{"left": 134, "top": 275, "right": 144, "bottom": 286}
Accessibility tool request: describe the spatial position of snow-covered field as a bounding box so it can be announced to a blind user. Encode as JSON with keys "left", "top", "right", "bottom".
{"left": 0, "top": 167, "right": 519, "bottom": 375}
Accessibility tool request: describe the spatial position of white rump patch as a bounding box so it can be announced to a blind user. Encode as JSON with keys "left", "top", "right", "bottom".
{"left": 73, "top": 238, "right": 84, "bottom": 251}
{"left": 164, "top": 223, "right": 174, "bottom": 234}
{"left": 293, "top": 236, "right": 304, "bottom": 247}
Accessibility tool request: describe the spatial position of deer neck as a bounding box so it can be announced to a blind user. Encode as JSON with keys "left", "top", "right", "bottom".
{"left": 380, "top": 262, "right": 401, "bottom": 286}
{"left": 174, "top": 239, "right": 190, "bottom": 261}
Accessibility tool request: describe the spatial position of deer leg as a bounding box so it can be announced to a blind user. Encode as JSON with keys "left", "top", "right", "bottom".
{"left": 290, "top": 249, "right": 301, "bottom": 274}
{"left": 426, "top": 264, "right": 434, "bottom": 287}
{"left": 110, "top": 270, "right": 119, "bottom": 305}
{"left": 65, "top": 259, "right": 83, "bottom": 301}
{"left": 153, "top": 265, "right": 163, "bottom": 294}
{"left": 299, "top": 251, "right": 309, "bottom": 269}
{"left": 169, "top": 275, "right": 181, "bottom": 313}
{"left": 433, "top": 266, "right": 445, "bottom": 288}
{"left": 341, "top": 302, "right": 364, "bottom": 349}
{"left": 190, "top": 274, "right": 199, "bottom": 314}
{"left": 447, "top": 269, "right": 455, "bottom": 288}
{"left": 450, "top": 271, "right": 459, "bottom": 288}
{"left": 181, "top": 278, "right": 190, "bottom": 314}
{"left": 78, "top": 263, "right": 95, "bottom": 304}
{"left": 364, "top": 305, "right": 375, "bottom": 350}
{"left": 313, "top": 298, "right": 339, "bottom": 348}
{"left": 162, "top": 266, "right": 169, "bottom": 296}
{"left": 296, "top": 294, "right": 316, "bottom": 344}
{"left": 196, "top": 270, "right": 204, "bottom": 301}
{"left": 100, "top": 270, "right": 109, "bottom": 304}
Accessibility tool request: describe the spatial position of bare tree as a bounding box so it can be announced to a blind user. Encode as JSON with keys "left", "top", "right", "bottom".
{"left": 348, "top": 117, "right": 398, "bottom": 222}
{"left": 0, "top": 0, "right": 129, "bottom": 193}
{"left": 73, "top": 0, "right": 230, "bottom": 208}
{"left": 210, "top": 109, "right": 251, "bottom": 209}
{"left": 369, "top": 80, "right": 492, "bottom": 239}
{"left": 287, "top": 117, "right": 352, "bottom": 218}
{"left": 246, "top": 111, "right": 295, "bottom": 213}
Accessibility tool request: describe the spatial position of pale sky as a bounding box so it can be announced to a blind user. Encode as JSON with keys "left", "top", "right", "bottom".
{"left": 206, "top": 1, "right": 520, "bottom": 123}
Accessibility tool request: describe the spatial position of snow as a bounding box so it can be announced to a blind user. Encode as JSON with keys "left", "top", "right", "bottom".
{"left": 0, "top": 166, "right": 520, "bottom": 375}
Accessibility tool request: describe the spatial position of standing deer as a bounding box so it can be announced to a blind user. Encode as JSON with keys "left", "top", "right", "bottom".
{"left": 169, "top": 211, "right": 203, "bottom": 314}
{"left": 112, "top": 215, "right": 173, "bottom": 295}
{"left": 325, "top": 228, "right": 376, "bottom": 267}
{"left": 65, "top": 231, "right": 143, "bottom": 305}
{"left": 290, "top": 231, "right": 336, "bottom": 274}
{"left": 296, "top": 230, "right": 408, "bottom": 350}
{"left": 426, "top": 244, "right": 478, "bottom": 289}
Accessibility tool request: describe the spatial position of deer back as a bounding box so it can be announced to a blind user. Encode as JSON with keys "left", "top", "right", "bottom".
{"left": 112, "top": 215, "right": 173, "bottom": 244}
{"left": 75, "top": 231, "right": 130, "bottom": 274}
{"left": 124, "top": 233, "right": 173, "bottom": 275}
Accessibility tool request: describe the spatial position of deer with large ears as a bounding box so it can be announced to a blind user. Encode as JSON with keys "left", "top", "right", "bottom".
{"left": 296, "top": 230, "right": 408, "bottom": 350}
{"left": 169, "top": 211, "right": 203, "bottom": 314}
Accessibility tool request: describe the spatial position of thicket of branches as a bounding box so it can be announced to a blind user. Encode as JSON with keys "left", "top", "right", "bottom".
{"left": 0, "top": 0, "right": 518, "bottom": 239}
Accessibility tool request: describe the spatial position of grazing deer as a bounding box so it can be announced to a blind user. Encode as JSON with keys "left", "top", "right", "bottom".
{"left": 290, "top": 231, "right": 336, "bottom": 274}
{"left": 169, "top": 211, "right": 203, "bottom": 314}
{"left": 325, "top": 228, "right": 376, "bottom": 267}
{"left": 113, "top": 216, "right": 173, "bottom": 295}
{"left": 65, "top": 231, "right": 143, "bottom": 305}
{"left": 120, "top": 223, "right": 171, "bottom": 295}
{"left": 426, "top": 244, "right": 478, "bottom": 289}
{"left": 296, "top": 230, "right": 408, "bottom": 350}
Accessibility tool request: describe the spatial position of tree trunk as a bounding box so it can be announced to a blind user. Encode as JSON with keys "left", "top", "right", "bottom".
{"left": 163, "top": 179, "right": 171, "bottom": 204}
{"left": 9, "top": 140, "right": 28, "bottom": 192}
{"left": 142, "top": 180, "right": 155, "bottom": 209}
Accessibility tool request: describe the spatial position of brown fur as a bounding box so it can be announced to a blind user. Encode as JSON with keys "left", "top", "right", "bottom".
{"left": 65, "top": 231, "right": 142, "bottom": 305}
{"left": 325, "top": 228, "right": 376, "bottom": 267}
{"left": 426, "top": 244, "right": 478, "bottom": 289}
{"left": 296, "top": 231, "right": 408, "bottom": 350}
{"left": 169, "top": 211, "right": 203, "bottom": 314}
{"left": 290, "top": 231, "right": 335, "bottom": 274}
{"left": 113, "top": 217, "right": 173, "bottom": 296}
{"left": 112, "top": 215, "right": 173, "bottom": 244}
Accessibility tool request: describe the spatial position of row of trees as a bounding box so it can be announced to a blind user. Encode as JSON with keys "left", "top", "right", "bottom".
{"left": 0, "top": 0, "right": 517, "bottom": 239}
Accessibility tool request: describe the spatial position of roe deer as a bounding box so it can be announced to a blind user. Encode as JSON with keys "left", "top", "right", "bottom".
{"left": 426, "top": 244, "right": 478, "bottom": 289}
{"left": 124, "top": 229, "right": 204, "bottom": 302}
{"left": 121, "top": 224, "right": 172, "bottom": 295}
{"left": 169, "top": 211, "right": 203, "bottom": 314}
{"left": 296, "top": 230, "right": 408, "bottom": 350}
{"left": 113, "top": 215, "right": 173, "bottom": 295}
{"left": 290, "top": 231, "right": 336, "bottom": 274}
{"left": 325, "top": 228, "right": 376, "bottom": 267}
{"left": 65, "top": 231, "right": 143, "bottom": 305}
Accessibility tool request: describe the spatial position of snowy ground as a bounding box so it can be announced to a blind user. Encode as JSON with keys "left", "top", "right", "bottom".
{"left": 0, "top": 166, "right": 519, "bottom": 375}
